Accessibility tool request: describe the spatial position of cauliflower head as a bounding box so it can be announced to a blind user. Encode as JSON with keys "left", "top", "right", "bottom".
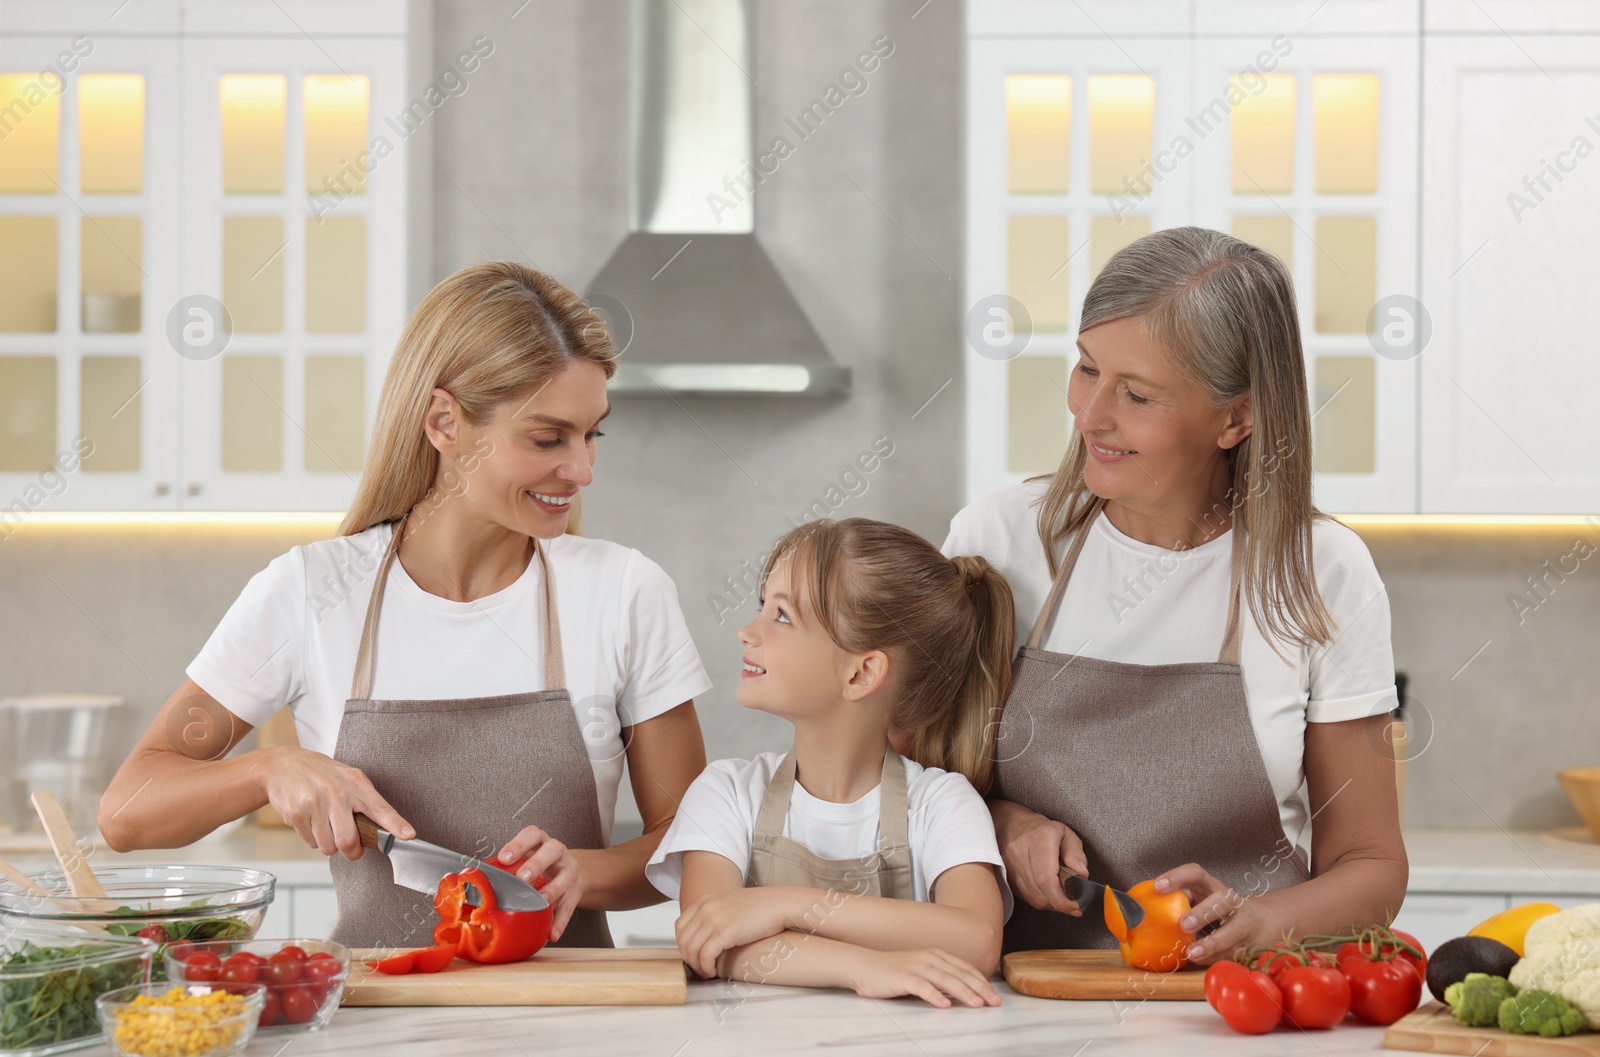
{"left": 1507, "top": 902, "right": 1600, "bottom": 1029}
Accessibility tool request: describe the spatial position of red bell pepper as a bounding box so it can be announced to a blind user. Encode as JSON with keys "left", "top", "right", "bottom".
{"left": 432, "top": 865, "right": 551, "bottom": 964}
{"left": 368, "top": 941, "right": 458, "bottom": 975}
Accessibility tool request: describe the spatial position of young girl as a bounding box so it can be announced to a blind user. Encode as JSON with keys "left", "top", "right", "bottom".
{"left": 645, "top": 518, "right": 1015, "bottom": 1008}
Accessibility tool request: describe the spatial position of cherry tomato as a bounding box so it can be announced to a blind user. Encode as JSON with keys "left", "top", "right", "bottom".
{"left": 183, "top": 950, "right": 222, "bottom": 983}
{"left": 230, "top": 950, "right": 266, "bottom": 967}
{"left": 258, "top": 988, "right": 281, "bottom": 1028}
{"left": 1343, "top": 955, "right": 1422, "bottom": 1026}
{"left": 280, "top": 985, "right": 319, "bottom": 1025}
{"left": 267, "top": 950, "right": 305, "bottom": 985}
{"left": 1278, "top": 965, "right": 1351, "bottom": 1029}
{"left": 220, "top": 952, "right": 259, "bottom": 984}
{"left": 135, "top": 923, "right": 172, "bottom": 945}
{"left": 303, "top": 954, "right": 340, "bottom": 983}
{"left": 276, "top": 945, "right": 308, "bottom": 961}
{"left": 1211, "top": 966, "right": 1284, "bottom": 1035}
{"left": 166, "top": 940, "right": 195, "bottom": 964}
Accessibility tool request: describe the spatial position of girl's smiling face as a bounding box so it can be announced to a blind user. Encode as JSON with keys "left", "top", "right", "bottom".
{"left": 1067, "top": 315, "right": 1252, "bottom": 524}
{"left": 433, "top": 360, "right": 611, "bottom": 539}
{"left": 736, "top": 555, "right": 869, "bottom": 720}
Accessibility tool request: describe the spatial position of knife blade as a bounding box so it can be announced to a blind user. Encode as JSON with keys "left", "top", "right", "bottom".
{"left": 1058, "top": 867, "right": 1145, "bottom": 929}
{"left": 355, "top": 814, "right": 549, "bottom": 913}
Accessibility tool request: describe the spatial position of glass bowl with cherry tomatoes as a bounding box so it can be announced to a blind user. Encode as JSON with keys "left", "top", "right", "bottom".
{"left": 163, "top": 939, "right": 349, "bottom": 1032}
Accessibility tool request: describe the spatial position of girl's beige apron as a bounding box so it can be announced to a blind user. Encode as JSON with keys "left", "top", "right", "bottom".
{"left": 993, "top": 502, "right": 1309, "bottom": 954}
{"left": 328, "top": 517, "right": 613, "bottom": 949}
{"left": 746, "top": 746, "right": 914, "bottom": 898}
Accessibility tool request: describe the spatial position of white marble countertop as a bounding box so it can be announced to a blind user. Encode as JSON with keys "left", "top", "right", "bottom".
{"left": 1404, "top": 827, "right": 1600, "bottom": 895}
{"left": 84, "top": 978, "right": 1402, "bottom": 1057}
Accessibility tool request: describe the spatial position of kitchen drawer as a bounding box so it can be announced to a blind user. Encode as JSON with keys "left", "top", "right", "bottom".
{"left": 1392, "top": 893, "right": 1509, "bottom": 956}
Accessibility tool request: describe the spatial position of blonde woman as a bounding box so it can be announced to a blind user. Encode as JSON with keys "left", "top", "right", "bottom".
{"left": 944, "top": 227, "right": 1407, "bottom": 960}
{"left": 102, "top": 262, "right": 711, "bottom": 950}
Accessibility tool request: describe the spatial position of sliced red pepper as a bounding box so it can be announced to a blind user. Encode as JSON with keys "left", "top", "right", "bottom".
{"left": 369, "top": 949, "right": 416, "bottom": 975}
{"left": 366, "top": 941, "right": 459, "bottom": 975}
{"left": 432, "top": 865, "right": 552, "bottom": 965}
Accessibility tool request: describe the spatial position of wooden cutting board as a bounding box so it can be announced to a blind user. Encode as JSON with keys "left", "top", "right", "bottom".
{"left": 1003, "top": 949, "right": 1206, "bottom": 1000}
{"left": 1385, "top": 1002, "right": 1600, "bottom": 1055}
{"left": 342, "top": 947, "right": 686, "bottom": 1006}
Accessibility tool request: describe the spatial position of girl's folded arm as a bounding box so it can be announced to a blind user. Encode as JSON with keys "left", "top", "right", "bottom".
{"left": 779, "top": 862, "right": 1004, "bottom": 975}
{"left": 675, "top": 848, "right": 868, "bottom": 990}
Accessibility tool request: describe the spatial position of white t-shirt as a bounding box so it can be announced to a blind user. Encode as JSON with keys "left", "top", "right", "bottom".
{"left": 646, "top": 752, "right": 1012, "bottom": 919}
{"left": 942, "top": 480, "right": 1398, "bottom": 848}
{"left": 188, "top": 522, "right": 713, "bottom": 844}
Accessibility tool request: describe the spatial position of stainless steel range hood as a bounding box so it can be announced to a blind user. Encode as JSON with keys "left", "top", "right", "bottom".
{"left": 589, "top": 0, "right": 850, "bottom": 397}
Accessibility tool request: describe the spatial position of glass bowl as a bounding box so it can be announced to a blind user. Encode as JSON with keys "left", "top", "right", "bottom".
{"left": 0, "top": 923, "right": 156, "bottom": 1057}
{"left": 0, "top": 866, "right": 274, "bottom": 982}
{"left": 165, "top": 939, "right": 349, "bottom": 1032}
{"left": 94, "top": 982, "right": 264, "bottom": 1057}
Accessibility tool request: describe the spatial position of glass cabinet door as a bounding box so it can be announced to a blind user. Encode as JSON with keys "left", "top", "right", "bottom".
{"left": 1192, "top": 34, "right": 1421, "bottom": 514}
{"left": 964, "top": 37, "right": 1194, "bottom": 500}
{"left": 0, "top": 36, "right": 181, "bottom": 511}
{"left": 179, "top": 38, "right": 409, "bottom": 510}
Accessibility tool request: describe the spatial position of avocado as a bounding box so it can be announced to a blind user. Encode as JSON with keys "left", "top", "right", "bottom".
{"left": 1427, "top": 936, "right": 1521, "bottom": 1003}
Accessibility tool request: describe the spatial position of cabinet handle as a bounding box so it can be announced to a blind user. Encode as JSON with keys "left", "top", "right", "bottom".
{"left": 154, "top": 483, "right": 170, "bottom": 496}
{"left": 187, "top": 483, "right": 203, "bottom": 497}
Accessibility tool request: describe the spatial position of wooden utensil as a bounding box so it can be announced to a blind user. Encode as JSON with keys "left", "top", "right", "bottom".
{"left": 0, "top": 852, "right": 50, "bottom": 898}
{"left": 1002, "top": 949, "right": 1207, "bottom": 1000}
{"left": 1385, "top": 1001, "right": 1600, "bottom": 1055}
{"left": 30, "top": 790, "right": 108, "bottom": 898}
{"left": 341, "top": 947, "right": 687, "bottom": 1006}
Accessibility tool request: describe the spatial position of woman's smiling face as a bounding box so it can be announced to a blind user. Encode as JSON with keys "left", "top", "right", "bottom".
{"left": 440, "top": 360, "right": 611, "bottom": 539}
{"left": 1067, "top": 315, "right": 1252, "bottom": 523}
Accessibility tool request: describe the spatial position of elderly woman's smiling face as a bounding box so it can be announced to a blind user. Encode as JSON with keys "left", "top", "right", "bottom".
{"left": 1067, "top": 316, "right": 1254, "bottom": 543}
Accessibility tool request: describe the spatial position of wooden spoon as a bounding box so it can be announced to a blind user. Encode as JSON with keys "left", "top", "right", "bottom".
{"left": 0, "top": 852, "right": 50, "bottom": 898}
{"left": 31, "top": 790, "right": 110, "bottom": 899}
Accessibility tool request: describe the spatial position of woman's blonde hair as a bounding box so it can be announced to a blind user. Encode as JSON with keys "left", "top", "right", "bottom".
{"left": 1033, "top": 225, "right": 1334, "bottom": 648}
{"left": 761, "top": 519, "right": 1015, "bottom": 795}
{"left": 339, "top": 261, "right": 616, "bottom": 537}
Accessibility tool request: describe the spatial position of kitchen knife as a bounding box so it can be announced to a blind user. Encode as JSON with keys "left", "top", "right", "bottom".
{"left": 355, "top": 814, "right": 549, "bottom": 913}
{"left": 1059, "top": 867, "right": 1145, "bottom": 929}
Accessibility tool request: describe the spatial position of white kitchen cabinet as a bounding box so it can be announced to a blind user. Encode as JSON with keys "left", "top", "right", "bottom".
{"left": 1390, "top": 893, "right": 1509, "bottom": 958}
{"left": 606, "top": 900, "right": 681, "bottom": 949}
{"left": 0, "top": 0, "right": 430, "bottom": 511}
{"left": 1192, "top": 34, "right": 1420, "bottom": 513}
{"left": 1418, "top": 34, "right": 1600, "bottom": 514}
{"left": 964, "top": 36, "right": 1195, "bottom": 497}
{"left": 964, "top": 26, "right": 1423, "bottom": 512}
{"left": 260, "top": 885, "right": 294, "bottom": 938}
{"left": 965, "top": 0, "right": 1191, "bottom": 38}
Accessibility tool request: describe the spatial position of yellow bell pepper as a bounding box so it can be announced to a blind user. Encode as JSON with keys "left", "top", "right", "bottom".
{"left": 1468, "top": 902, "right": 1561, "bottom": 956}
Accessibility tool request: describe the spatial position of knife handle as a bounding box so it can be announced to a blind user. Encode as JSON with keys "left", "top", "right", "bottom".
{"left": 354, "top": 813, "right": 388, "bottom": 852}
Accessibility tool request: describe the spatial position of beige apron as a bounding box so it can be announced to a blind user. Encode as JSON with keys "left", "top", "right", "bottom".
{"left": 746, "top": 745, "right": 914, "bottom": 899}
{"left": 328, "top": 515, "right": 613, "bottom": 950}
{"left": 993, "top": 501, "right": 1309, "bottom": 954}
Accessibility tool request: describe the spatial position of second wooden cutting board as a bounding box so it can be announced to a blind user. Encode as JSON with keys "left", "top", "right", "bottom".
{"left": 1385, "top": 1002, "right": 1600, "bottom": 1055}
{"left": 342, "top": 947, "right": 686, "bottom": 1006}
{"left": 1003, "top": 949, "right": 1207, "bottom": 1000}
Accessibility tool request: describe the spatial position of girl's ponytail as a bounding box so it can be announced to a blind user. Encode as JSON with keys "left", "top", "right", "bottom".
{"left": 912, "top": 556, "right": 1015, "bottom": 796}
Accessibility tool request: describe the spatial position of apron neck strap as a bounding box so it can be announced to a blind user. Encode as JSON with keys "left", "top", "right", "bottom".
{"left": 1025, "top": 498, "right": 1246, "bottom": 665}
{"left": 754, "top": 745, "right": 911, "bottom": 850}
{"left": 349, "top": 516, "right": 566, "bottom": 699}
{"left": 1024, "top": 498, "right": 1105, "bottom": 651}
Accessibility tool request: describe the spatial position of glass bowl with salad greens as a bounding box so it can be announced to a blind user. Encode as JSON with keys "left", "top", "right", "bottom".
{"left": 0, "top": 922, "right": 156, "bottom": 1057}
{"left": 0, "top": 866, "right": 274, "bottom": 983}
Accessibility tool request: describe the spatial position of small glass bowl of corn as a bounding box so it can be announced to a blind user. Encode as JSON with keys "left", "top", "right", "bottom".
{"left": 95, "top": 982, "right": 266, "bottom": 1057}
